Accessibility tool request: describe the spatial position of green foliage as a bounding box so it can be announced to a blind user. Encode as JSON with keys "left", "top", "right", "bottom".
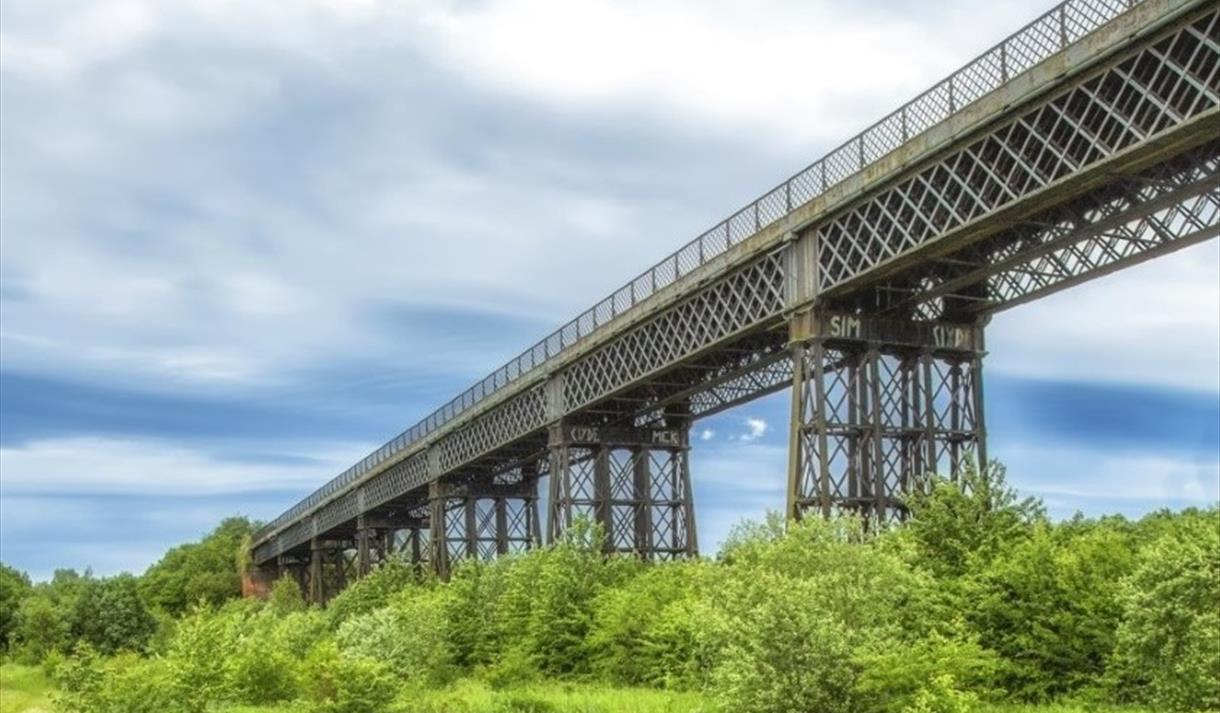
{"left": 12, "top": 592, "right": 70, "bottom": 663}
{"left": 0, "top": 563, "right": 31, "bottom": 652}
{"left": 855, "top": 633, "right": 999, "bottom": 713}
{"left": 967, "top": 522, "right": 1135, "bottom": 700}
{"left": 324, "top": 559, "right": 418, "bottom": 627}
{"left": 335, "top": 587, "right": 455, "bottom": 687}
{"left": 163, "top": 605, "right": 242, "bottom": 711}
{"left": 903, "top": 463, "right": 1045, "bottom": 578}
{"left": 70, "top": 574, "right": 157, "bottom": 655}
{"left": 142, "top": 517, "right": 257, "bottom": 616}
{"left": 1108, "top": 509, "right": 1220, "bottom": 711}
{"left": 587, "top": 560, "right": 714, "bottom": 689}
{"left": 302, "top": 642, "right": 398, "bottom": 713}
{"left": 11, "top": 489, "right": 1217, "bottom": 713}
{"left": 707, "top": 516, "right": 947, "bottom": 713}
{"left": 903, "top": 674, "right": 981, "bottom": 713}
{"left": 267, "top": 575, "right": 307, "bottom": 615}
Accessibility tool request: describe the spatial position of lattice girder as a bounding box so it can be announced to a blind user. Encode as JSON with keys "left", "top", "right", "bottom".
{"left": 816, "top": 7, "right": 1218, "bottom": 294}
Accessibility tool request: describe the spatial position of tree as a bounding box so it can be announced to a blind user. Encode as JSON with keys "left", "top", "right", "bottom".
{"left": 0, "top": 562, "right": 32, "bottom": 650}
{"left": 142, "top": 517, "right": 256, "bottom": 615}
{"left": 903, "top": 462, "right": 1044, "bottom": 579}
{"left": 966, "top": 522, "right": 1136, "bottom": 699}
{"left": 71, "top": 574, "right": 157, "bottom": 655}
{"left": 1109, "top": 509, "right": 1220, "bottom": 711}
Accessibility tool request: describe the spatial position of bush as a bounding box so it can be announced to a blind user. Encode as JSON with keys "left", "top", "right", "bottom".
{"left": 303, "top": 642, "right": 399, "bottom": 713}
{"left": 325, "top": 559, "right": 417, "bottom": 627}
{"left": 707, "top": 516, "right": 944, "bottom": 713}
{"left": 268, "top": 574, "right": 308, "bottom": 614}
{"left": 335, "top": 587, "right": 455, "bottom": 687}
{"left": 1109, "top": 510, "right": 1220, "bottom": 711}
{"left": 966, "top": 522, "right": 1135, "bottom": 700}
{"left": 587, "top": 560, "right": 712, "bottom": 689}
{"left": 0, "top": 562, "right": 31, "bottom": 651}
{"left": 902, "top": 675, "right": 980, "bottom": 713}
{"left": 70, "top": 574, "right": 157, "bottom": 655}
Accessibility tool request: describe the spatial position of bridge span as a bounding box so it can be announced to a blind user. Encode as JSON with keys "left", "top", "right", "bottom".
{"left": 248, "top": 0, "right": 1219, "bottom": 603}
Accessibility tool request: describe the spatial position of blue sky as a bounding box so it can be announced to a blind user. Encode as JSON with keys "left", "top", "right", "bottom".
{"left": 1, "top": 0, "right": 1217, "bottom": 581}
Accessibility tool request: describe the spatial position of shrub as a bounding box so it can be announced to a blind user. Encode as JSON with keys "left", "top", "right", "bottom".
{"left": 587, "top": 560, "right": 711, "bottom": 689}
{"left": 902, "top": 675, "right": 980, "bottom": 713}
{"left": 335, "top": 588, "right": 455, "bottom": 687}
{"left": 268, "top": 574, "right": 308, "bottom": 614}
{"left": 303, "top": 642, "right": 400, "bottom": 713}
{"left": 70, "top": 574, "right": 157, "bottom": 655}
{"left": 325, "top": 559, "right": 417, "bottom": 627}
{"left": 708, "top": 516, "right": 942, "bottom": 713}
{"left": 966, "top": 522, "right": 1135, "bottom": 700}
{"left": 163, "top": 605, "right": 244, "bottom": 711}
{"left": 1109, "top": 509, "right": 1220, "bottom": 711}
{"left": 0, "top": 562, "right": 31, "bottom": 651}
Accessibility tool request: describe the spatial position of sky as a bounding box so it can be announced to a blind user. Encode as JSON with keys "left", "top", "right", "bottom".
{"left": 1, "top": 0, "right": 1217, "bottom": 582}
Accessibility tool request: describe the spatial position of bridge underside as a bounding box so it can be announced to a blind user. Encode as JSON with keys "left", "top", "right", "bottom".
{"left": 251, "top": 0, "right": 1219, "bottom": 601}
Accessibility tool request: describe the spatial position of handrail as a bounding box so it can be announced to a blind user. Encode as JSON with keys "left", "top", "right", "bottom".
{"left": 254, "top": 0, "right": 1141, "bottom": 544}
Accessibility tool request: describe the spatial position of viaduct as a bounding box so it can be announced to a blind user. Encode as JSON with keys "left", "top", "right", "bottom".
{"left": 247, "top": 0, "right": 1219, "bottom": 603}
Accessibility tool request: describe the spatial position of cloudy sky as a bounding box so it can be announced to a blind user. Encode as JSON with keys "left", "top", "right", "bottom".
{"left": 2, "top": 0, "right": 1217, "bottom": 581}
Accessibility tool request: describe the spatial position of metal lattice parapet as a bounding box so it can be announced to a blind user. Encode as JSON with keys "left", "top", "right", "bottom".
{"left": 787, "top": 313, "right": 987, "bottom": 523}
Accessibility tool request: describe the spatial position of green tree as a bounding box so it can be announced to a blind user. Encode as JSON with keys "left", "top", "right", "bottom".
{"left": 71, "top": 574, "right": 157, "bottom": 655}
{"left": 1109, "top": 509, "right": 1220, "bottom": 711}
{"left": 142, "top": 517, "right": 256, "bottom": 615}
{"left": 0, "top": 562, "right": 32, "bottom": 650}
{"left": 903, "top": 463, "right": 1044, "bottom": 578}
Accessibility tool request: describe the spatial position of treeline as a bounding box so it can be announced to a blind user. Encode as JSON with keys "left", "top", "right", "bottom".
{"left": 1, "top": 467, "right": 1217, "bottom": 713}
{"left": 0, "top": 516, "right": 255, "bottom": 661}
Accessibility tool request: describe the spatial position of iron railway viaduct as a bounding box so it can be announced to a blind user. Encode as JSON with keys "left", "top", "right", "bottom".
{"left": 249, "top": 0, "right": 1220, "bottom": 603}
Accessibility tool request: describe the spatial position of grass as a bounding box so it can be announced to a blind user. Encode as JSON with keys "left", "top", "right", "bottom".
{"left": 0, "top": 664, "right": 1159, "bottom": 713}
{"left": 0, "top": 665, "right": 55, "bottom": 713}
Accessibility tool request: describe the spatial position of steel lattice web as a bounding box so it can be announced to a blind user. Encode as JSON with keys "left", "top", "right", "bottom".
{"left": 878, "top": 141, "right": 1220, "bottom": 318}
{"left": 817, "top": 8, "right": 1219, "bottom": 292}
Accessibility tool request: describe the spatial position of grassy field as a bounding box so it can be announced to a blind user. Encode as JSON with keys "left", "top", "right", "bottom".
{"left": 0, "top": 666, "right": 54, "bottom": 713}
{"left": 0, "top": 664, "right": 1157, "bottom": 713}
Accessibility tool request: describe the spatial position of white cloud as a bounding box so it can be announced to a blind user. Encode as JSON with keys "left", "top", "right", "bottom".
{"left": 0, "top": 436, "right": 372, "bottom": 496}
{"left": 740, "top": 418, "right": 769, "bottom": 442}
{"left": 999, "top": 442, "right": 1220, "bottom": 504}
{"left": 699, "top": 428, "right": 715, "bottom": 442}
{"left": 0, "top": 0, "right": 1076, "bottom": 396}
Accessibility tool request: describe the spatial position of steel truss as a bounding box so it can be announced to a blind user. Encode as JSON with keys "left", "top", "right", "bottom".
{"left": 548, "top": 419, "right": 698, "bottom": 559}
{"left": 787, "top": 312, "right": 987, "bottom": 523}
{"left": 817, "top": 6, "right": 1218, "bottom": 293}
{"left": 428, "top": 468, "right": 542, "bottom": 579}
{"left": 862, "top": 141, "right": 1220, "bottom": 318}
{"left": 249, "top": 2, "right": 1219, "bottom": 572}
